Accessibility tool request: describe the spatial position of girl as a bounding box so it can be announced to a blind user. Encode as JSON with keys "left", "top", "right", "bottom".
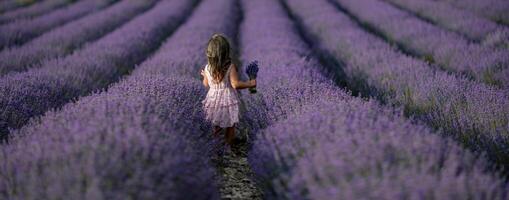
{"left": 200, "top": 34, "right": 256, "bottom": 148}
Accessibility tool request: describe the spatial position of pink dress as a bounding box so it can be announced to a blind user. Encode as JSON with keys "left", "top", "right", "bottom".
{"left": 202, "top": 64, "right": 240, "bottom": 128}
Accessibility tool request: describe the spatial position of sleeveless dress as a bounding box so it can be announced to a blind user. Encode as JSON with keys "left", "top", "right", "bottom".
{"left": 202, "top": 64, "right": 240, "bottom": 128}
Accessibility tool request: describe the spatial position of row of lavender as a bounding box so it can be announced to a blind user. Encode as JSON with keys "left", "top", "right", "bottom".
{"left": 0, "top": 0, "right": 240, "bottom": 198}
{"left": 0, "top": 0, "right": 154, "bottom": 75}
{"left": 0, "top": 0, "right": 117, "bottom": 49}
{"left": 437, "top": 0, "right": 509, "bottom": 26}
{"left": 382, "top": 0, "right": 509, "bottom": 48}
{"left": 0, "top": 0, "right": 184, "bottom": 139}
{"left": 285, "top": 0, "right": 509, "bottom": 172}
{"left": 332, "top": 0, "right": 508, "bottom": 88}
{"left": 240, "top": 0, "right": 508, "bottom": 199}
{"left": 0, "top": 0, "right": 34, "bottom": 14}
{"left": 0, "top": 0, "right": 71, "bottom": 24}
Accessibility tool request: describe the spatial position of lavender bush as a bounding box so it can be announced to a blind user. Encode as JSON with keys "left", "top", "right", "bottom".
{"left": 0, "top": 0, "right": 155, "bottom": 75}
{"left": 131, "top": 0, "right": 238, "bottom": 77}
{"left": 438, "top": 0, "right": 509, "bottom": 26}
{"left": 240, "top": 0, "right": 508, "bottom": 198}
{"left": 0, "top": 1, "right": 20, "bottom": 14}
{"left": 237, "top": 0, "right": 354, "bottom": 133}
{"left": 285, "top": 0, "right": 509, "bottom": 172}
{"left": 0, "top": 0, "right": 72, "bottom": 24}
{"left": 383, "top": 0, "right": 509, "bottom": 48}
{"left": 332, "top": 0, "right": 509, "bottom": 87}
{"left": 0, "top": 0, "right": 116, "bottom": 49}
{"left": 0, "top": 0, "right": 240, "bottom": 198}
{"left": 0, "top": 75, "right": 220, "bottom": 200}
{"left": 1, "top": 0, "right": 507, "bottom": 198}
{"left": 0, "top": 0, "right": 34, "bottom": 14}
{"left": 0, "top": 0, "right": 196, "bottom": 139}
{"left": 252, "top": 100, "right": 508, "bottom": 200}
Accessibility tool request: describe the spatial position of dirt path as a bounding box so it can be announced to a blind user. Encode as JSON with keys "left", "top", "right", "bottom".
{"left": 211, "top": 128, "right": 263, "bottom": 200}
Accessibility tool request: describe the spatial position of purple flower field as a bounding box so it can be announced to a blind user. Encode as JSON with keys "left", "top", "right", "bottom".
{"left": 0, "top": 0, "right": 73, "bottom": 24}
{"left": 0, "top": 0, "right": 118, "bottom": 49}
{"left": 0, "top": 0, "right": 508, "bottom": 199}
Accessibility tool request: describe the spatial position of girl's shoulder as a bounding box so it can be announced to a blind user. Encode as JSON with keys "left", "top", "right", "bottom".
{"left": 228, "top": 62, "right": 237, "bottom": 71}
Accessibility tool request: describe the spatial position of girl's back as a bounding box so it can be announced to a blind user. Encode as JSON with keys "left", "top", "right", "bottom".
{"left": 203, "top": 63, "right": 240, "bottom": 117}
{"left": 204, "top": 63, "right": 233, "bottom": 89}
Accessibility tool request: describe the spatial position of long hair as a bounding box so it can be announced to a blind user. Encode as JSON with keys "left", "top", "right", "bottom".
{"left": 206, "top": 34, "right": 232, "bottom": 82}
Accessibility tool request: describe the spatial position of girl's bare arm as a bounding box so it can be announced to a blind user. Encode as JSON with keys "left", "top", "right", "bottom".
{"left": 201, "top": 69, "right": 209, "bottom": 88}
{"left": 230, "top": 64, "right": 256, "bottom": 89}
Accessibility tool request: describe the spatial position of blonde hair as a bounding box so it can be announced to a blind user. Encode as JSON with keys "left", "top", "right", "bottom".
{"left": 206, "top": 33, "right": 232, "bottom": 82}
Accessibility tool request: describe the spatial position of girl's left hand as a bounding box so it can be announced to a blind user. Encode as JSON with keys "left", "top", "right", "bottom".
{"left": 250, "top": 79, "right": 256, "bottom": 87}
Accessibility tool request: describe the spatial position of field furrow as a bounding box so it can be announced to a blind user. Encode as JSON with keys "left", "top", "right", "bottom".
{"left": 0, "top": 0, "right": 155, "bottom": 75}
{"left": 437, "top": 0, "right": 509, "bottom": 26}
{"left": 0, "top": 0, "right": 117, "bottom": 49}
{"left": 0, "top": 0, "right": 36, "bottom": 14}
{"left": 284, "top": 0, "right": 509, "bottom": 174}
{"left": 0, "top": 0, "right": 72, "bottom": 24}
{"left": 382, "top": 0, "right": 509, "bottom": 48}
{"left": 238, "top": 1, "right": 350, "bottom": 132}
{"left": 332, "top": 0, "right": 508, "bottom": 87}
{"left": 238, "top": 0, "right": 508, "bottom": 199}
{"left": 0, "top": 0, "right": 244, "bottom": 198}
{"left": 0, "top": 0, "right": 507, "bottom": 198}
{"left": 0, "top": 0, "right": 193, "bottom": 139}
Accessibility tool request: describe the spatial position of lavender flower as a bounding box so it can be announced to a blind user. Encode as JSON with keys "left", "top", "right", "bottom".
{"left": 240, "top": 0, "right": 508, "bottom": 199}
{"left": 0, "top": 0, "right": 239, "bottom": 198}
{"left": 0, "top": 0, "right": 72, "bottom": 24}
{"left": 332, "top": 0, "right": 509, "bottom": 87}
{"left": 1, "top": 0, "right": 508, "bottom": 199}
{"left": 438, "top": 0, "right": 509, "bottom": 26}
{"left": 0, "top": 0, "right": 33, "bottom": 14}
{"left": 0, "top": 0, "right": 195, "bottom": 138}
{"left": 0, "top": 0, "right": 155, "bottom": 75}
{"left": 2, "top": 75, "right": 220, "bottom": 200}
{"left": 383, "top": 0, "right": 509, "bottom": 48}
{"left": 245, "top": 60, "right": 259, "bottom": 79}
{"left": 251, "top": 100, "right": 507, "bottom": 200}
{"left": 287, "top": 0, "right": 509, "bottom": 169}
{"left": 244, "top": 60, "right": 259, "bottom": 93}
{"left": 0, "top": 0, "right": 117, "bottom": 49}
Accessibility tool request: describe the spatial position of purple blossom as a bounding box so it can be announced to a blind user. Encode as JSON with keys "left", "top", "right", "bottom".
{"left": 0, "top": 0, "right": 72, "bottom": 24}
{"left": 285, "top": 0, "right": 509, "bottom": 172}
{"left": 253, "top": 100, "right": 507, "bottom": 200}
{"left": 245, "top": 60, "right": 259, "bottom": 79}
{"left": 383, "top": 0, "right": 509, "bottom": 48}
{"left": 0, "top": 0, "right": 33, "bottom": 14}
{"left": 240, "top": 0, "right": 508, "bottom": 198}
{"left": 0, "top": 0, "right": 196, "bottom": 138}
{"left": 0, "top": 0, "right": 155, "bottom": 75}
{"left": 437, "top": 0, "right": 509, "bottom": 26}
{"left": 0, "top": 0, "right": 117, "bottom": 49}
{"left": 0, "top": 0, "right": 239, "bottom": 198}
{"left": 332, "top": 0, "right": 509, "bottom": 87}
{"left": 1, "top": 75, "right": 219, "bottom": 200}
{"left": 245, "top": 60, "right": 259, "bottom": 93}
{"left": 0, "top": 0, "right": 507, "bottom": 199}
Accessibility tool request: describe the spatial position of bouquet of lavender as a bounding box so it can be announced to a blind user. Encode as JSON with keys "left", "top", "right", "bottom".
{"left": 245, "top": 60, "right": 259, "bottom": 93}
